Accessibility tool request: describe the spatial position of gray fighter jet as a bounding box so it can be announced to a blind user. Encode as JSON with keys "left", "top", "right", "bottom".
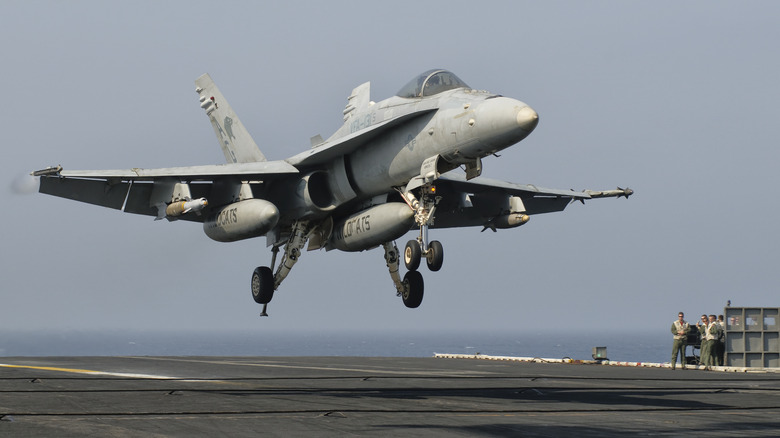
{"left": 33, "top": 69, "right": 631, "bottom": 315}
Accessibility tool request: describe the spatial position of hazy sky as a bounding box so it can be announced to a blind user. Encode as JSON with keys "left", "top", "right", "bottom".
{"left": 2, "top": 1, "right": 779, "bottom": 335}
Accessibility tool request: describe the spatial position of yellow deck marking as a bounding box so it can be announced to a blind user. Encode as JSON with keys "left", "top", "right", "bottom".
{"left": 0, "top": 363, "right": 179, "bottom": 379}
{"left": 0, "top": 364, "right": 100, "bottom": 374}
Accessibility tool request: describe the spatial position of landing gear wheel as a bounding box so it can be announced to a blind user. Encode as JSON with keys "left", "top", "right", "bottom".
{"left": 426, "top": 240, "right": 444, "bottom": 272}
{"left": 251, "top": 266, "right": 274, "bottom": 304}
{"left": 404, "top": 240, "right": 421, "bottom": 271}
{"left": 401, "top": 270, "right": 424, "bottom": 308}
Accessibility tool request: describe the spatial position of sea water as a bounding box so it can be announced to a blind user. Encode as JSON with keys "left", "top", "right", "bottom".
{"left": 0, "top": 329, "right": 673, "bottom": 363}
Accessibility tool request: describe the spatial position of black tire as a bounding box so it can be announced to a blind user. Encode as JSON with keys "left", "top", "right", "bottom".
{"left": 251, "top": 266, "right": 274, "bottom": 304}
{"left": 404, "top": 240, "right": 421, "bottom": 271}
{"left": 426, "top": 240, "right": 444, "bottom": 272}
{"left": 401, "top": 270, "right": 424, "bottom": 308}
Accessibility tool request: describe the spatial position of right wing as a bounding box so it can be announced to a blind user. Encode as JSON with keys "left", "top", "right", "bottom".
{"left": 31, "top": 73, "right": 297, "bottom": 223}
{"left": 33, "top": 161, "right": 299, "bottom": 222}
{"left": 46, "top": 161, "right": 297, "bottom": 180}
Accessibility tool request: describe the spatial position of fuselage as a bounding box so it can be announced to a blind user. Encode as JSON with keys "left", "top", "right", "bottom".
{"left": 264, "top": 70, "right": 540, "bottom": 242}
{"left": 344, "top": 89, "right": 538, "bottom": 196}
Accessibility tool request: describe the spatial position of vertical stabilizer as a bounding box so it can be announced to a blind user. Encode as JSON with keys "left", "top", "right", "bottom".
{"left": 195, "top": 74, "right": 267, "bottom": 163}
{"left": 342, "top": 82, "right": 371, "bottom": 122}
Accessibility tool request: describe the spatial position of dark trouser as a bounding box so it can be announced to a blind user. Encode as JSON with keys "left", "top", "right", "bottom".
{"left": 702, "top": 340, "right": 716, "bottom": 366}
{"left": 671, "top": 338, "right": 686, "bottom": 367}
{"left": 700, "top": 340, "right": 711, "bottom": 366}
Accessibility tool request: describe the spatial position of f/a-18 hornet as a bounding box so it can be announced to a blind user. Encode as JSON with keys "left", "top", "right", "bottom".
{"left": 33, "top": 69, "right": 631, "bottom": 315}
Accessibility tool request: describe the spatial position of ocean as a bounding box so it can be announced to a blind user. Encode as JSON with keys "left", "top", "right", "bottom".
{"left": 0, "top": 329, "right": 673, "bottom": 363}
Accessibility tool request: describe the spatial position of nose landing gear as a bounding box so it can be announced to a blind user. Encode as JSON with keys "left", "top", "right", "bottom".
{"left": 384, "top": 184, "right": 445, "bottom": 309}
{"left": 404, "top": 239, "right": 443, "bottom": 272}
{"left": 402, "top": 184, "right": 445, "bottom": 273}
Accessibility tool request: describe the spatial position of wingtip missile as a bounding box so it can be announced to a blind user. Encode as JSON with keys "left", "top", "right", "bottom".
{"left": 583, "top": 187, "right": 634, "bottom": 200}
{"left": 31, "top": 165, "right": 62, "bottom": 177}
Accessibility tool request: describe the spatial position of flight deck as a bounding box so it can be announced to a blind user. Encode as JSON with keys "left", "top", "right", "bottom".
{"left": 1, "top": 356, "right": 779, "bottom": 437}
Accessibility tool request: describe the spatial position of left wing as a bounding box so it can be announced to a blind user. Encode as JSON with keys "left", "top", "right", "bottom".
{"left": 429, "top": 173, "right": 632, "bottom": 230}
{"left": 33, "top": 161, "right": 299, "bottom": 221}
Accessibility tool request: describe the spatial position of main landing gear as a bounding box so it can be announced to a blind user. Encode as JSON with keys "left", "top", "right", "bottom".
{"left": 382, "top": 242, "right": 424, "bottom": 308}
{"left": 251, "top": 266, "right": 274, "bottom": 305}
{"left": 251, "top": 220, "right": 310, "bottom": 317}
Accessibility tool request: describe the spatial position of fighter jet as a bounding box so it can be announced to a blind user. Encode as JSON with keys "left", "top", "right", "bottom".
{"left": 32, "top": 69, "right": 632, "bottom": 315}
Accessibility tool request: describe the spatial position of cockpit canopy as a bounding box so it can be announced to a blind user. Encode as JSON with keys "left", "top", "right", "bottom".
{"left": 396, "top": 69, "right": 470, "bottom": 98}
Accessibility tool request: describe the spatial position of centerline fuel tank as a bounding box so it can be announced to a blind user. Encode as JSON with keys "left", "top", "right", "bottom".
{"left": 329, "top": 203, "right": 414, "bottom": 252}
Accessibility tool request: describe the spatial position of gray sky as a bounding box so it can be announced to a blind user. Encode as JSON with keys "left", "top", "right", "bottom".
{"left": 2, "top": 1, "right": 779, "bottom": 334}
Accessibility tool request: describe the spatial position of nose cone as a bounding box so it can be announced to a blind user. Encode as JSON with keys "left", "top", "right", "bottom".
{"left": 472, "top": 98, "right": 539, "bottom": 152}
{"left": 516, "top": 105, "right": 539, "bottom": 133}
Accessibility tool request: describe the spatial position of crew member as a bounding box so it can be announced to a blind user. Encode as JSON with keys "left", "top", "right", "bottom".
{"left": 671, "top": 312, "right": 689, "bottom": 370}
{"left": 708, "top": 314, "right": 722, "bottom": 368}
{"left": 717, "top": 314, "right": 726, "bottom": 366}
{"left": 701, "top": 314, "right": 721, "bottom": 369}
{"left": 697, "top": 315, "right": 710, "bottom": 367}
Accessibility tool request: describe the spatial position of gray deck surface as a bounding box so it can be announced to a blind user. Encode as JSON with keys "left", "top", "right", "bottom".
{"left": 1, "top": 356, "right": 779, "bottom": 437}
